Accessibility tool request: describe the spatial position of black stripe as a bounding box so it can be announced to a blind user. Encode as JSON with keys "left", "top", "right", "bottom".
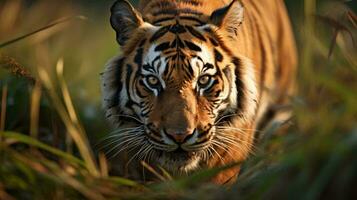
{"left": 170, "top": 38, "right": 177, "bottom": 48}
{"left": 214, "top": 49, "right": 223, "bottom": 62}
{"left": 209, "top": 37, "right": 219, "bottom": 46}
{"left": 143, "top": 64, "right": 154, "bottom": 73}
{"left": 181, "top": 0, "right": 203, "bottom": 6}
{"left": 180, "top": 16, "right": 206, "bottom": 25}
{"left": 204, "top": 27, "right": 213, "bottom": 33}
{"left": 176, "top": 37, "right": 185, "bottom": 48}
{"left": 185, "top": 40, "right": 201, "bottom": 51}
{"left": 153, "top": 17, "right": 175, "bottom": 25}
{"left": 138, "top": 39, "right": 146, "bottom": 47}
{"left": 152, "top": 56, "right": 162, "bottom": 73}
{"left": 196, "top": 130, "right": 211, "bottom": 143}
{"left": 214, "top": 90, "right": 222, "bottom": 98}
{"left": 169, "top": 24, "right": 186, "bottom": 33}
{"left": 126, "top": 64, "right": 133, "bottom": 93}
{"left": 150, "top": 0, "right": 202, "bottom": 9}
{"left": 186, "top": 60, "right": 194, "bottom": 77}
{"left": 150, "top": 1, "right": 173, "bottom": 9}
{"left": 125, "top": 64, "right": 140, "bottom": 109}
{"left": 147, "top": 123, "right": 162, "bottom": 138}
{"left": 107, "top": 58, "right": 124, "bottom": 109}
{"left": 141, "top": 107, "right": 151, "bottom": 116}
{"left": 153, "top": 8, "right": 203, "bottom": 17}
{"left": 155, "top": 42, "right": 171, "bottom": 51}
{"left": 136, "top": 80, "right": 147, "bottom": 98}
{"left": 205, "top": 79, "right": 219, "bottom": 94}
{"left": 163, "top": 62, "right": 171, "bottom": 76}
{"left": 232, "top": 57, "right": 244, "bottom": 112}
{"left": 186, "top": 26, "right": 206, "bottom": 41}
{"left": 150, "top": 26, "right": 170, "bottom": 42}
{"left": 203, "top": 63, "right": 214, "bottom": 72}
{"left": 134, "top": 48, "right": 143, "bottom": 66}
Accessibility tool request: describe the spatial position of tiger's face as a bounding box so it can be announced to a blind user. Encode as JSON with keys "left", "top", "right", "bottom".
{"left": 102, "top": 0, "right": 257, "bottom": 173}
{"left": 132, "top": 27, "right": 237, "bottom": 171}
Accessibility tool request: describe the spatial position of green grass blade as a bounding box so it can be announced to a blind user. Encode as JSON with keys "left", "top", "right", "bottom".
{"left": 1, "top": 131, "right": 85, "bottom": 167}
{"left": 107, "top": 176, "right": 143, "bottom": 188}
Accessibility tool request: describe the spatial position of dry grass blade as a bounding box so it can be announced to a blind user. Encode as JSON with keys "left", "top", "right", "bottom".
{"left": 6, "top": 147, "right": 105, "bottom": 200}
{"left": 2, "top": 132, "right": 85, "bottom": 166}
{"left": 141, "top": 161, "right": 166, "bottom": 181}
{"left": 158, "top": 166, "right": 173, "bottom": 181}
{"left": 55, "top": 58, "right": 99, "bottom": 173}
{"left": 0, "top": 15, "right": 87, "bottom": 48}
{"left": 316, "top": 15, "right": 356, "bottom": 58}
{"left": 99, "top": 153, "right": 109, "bottom": 177}
{"left": 328, "top": 29, "right": 339, "bottom": 59}
{"left": 55, "top": 170, "right": 106, "bottom": 200}
{"left": 0, "top": 54, "right": 35, "bottom": 82}
{"left": 56, "top": 59, "right": 84, "bottom": 134}
{"left": 30, "top": 80, "right": 42, "bottom": 138}
{"left": 38, "top": 65, "right": 99, "bottom": 176}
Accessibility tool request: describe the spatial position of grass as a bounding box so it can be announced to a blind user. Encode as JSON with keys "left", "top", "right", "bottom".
{"left": 0, "top": 0, "right": 356, "bottom": 199}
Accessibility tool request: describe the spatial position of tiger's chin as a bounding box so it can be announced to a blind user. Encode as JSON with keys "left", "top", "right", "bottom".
{"left": 155, "top": 150, "right": 202, "bottom": 174}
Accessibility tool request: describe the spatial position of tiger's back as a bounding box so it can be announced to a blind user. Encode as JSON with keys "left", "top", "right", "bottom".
{"left": 102, "top": 0, "right": 297, "bottom": 184}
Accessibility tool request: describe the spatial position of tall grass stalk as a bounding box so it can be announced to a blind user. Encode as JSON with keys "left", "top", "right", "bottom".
{"left": 37, "top": 61, "right": 99, "bottom": 176}
{"left": 302, "top": 0, "right": 316, "bottom": 83}
{"left": 0, "top": 16, "right": 87, "bottom": 49}
{"left": 30, "top": 80, "right": 42, "bottom": 138}
{"left": 99, "top": 153, "right": 109, "bottom": 177}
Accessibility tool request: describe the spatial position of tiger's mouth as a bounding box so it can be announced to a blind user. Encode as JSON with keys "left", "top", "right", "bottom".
{"left": 143, "top": 125, "right": 214, "bottom": 172}
{"left": 155, "top": 148, "right": 202, "bottom": 172}
{"left": 163, "top": 148, "right": 198, "bottom": 159}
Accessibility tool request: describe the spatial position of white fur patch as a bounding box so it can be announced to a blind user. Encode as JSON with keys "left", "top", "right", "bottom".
{"left": 190, "top": 43, "right": 217, "bottom": 90}
{"left": 157, "top": 154, "right": 201, "bottom": 173}
{"left": 142, "top": 44, "right": 167, "bottom": 90}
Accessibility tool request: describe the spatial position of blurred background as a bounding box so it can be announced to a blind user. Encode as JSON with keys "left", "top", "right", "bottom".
{"left": 0, "top": 0, "right": 356, "bottom": 199}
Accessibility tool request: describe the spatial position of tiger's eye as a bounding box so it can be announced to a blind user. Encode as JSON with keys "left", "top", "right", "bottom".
{"left": 147, "top": 76, "right": 159, "bottom": 86}
{"left": 198, "top": 75, "right": 211, "bottom": 87}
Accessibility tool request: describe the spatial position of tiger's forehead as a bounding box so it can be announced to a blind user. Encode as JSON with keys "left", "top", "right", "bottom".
{"left": 138, "top": 22, "right": 218, "bottom": 78}
{"left": 141, "top": 40, "right": 217, "bottom": 79}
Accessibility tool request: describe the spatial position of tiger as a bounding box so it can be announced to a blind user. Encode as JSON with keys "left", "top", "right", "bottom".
{"left": 101, "top": 0, "right": 297, "bottom": 184}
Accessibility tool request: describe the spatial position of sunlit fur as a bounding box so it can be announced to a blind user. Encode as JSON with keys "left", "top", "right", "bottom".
{"left": 101, "top": 0, "right": 297, "bottom": 184}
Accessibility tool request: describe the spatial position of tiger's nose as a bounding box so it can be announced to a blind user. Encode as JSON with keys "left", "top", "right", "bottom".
{"left": 164, "top": 128, "right": 195, "bottom": 143}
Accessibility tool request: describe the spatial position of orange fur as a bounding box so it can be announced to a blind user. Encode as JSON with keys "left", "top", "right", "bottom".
{"left": 102, "top": 0, "right": 297, "bottom": 184}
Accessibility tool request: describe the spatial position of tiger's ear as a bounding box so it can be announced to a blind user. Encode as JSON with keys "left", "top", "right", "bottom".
{"left": 210, "top": 0, "right": 244, "bottom": 38}
{"left": 110, "top": 0, "right": 145, "bottom": 46}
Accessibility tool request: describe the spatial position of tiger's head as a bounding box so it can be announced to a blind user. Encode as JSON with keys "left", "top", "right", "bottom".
{"left": 102, "top": 0, "right": 258, "bottom": 173}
